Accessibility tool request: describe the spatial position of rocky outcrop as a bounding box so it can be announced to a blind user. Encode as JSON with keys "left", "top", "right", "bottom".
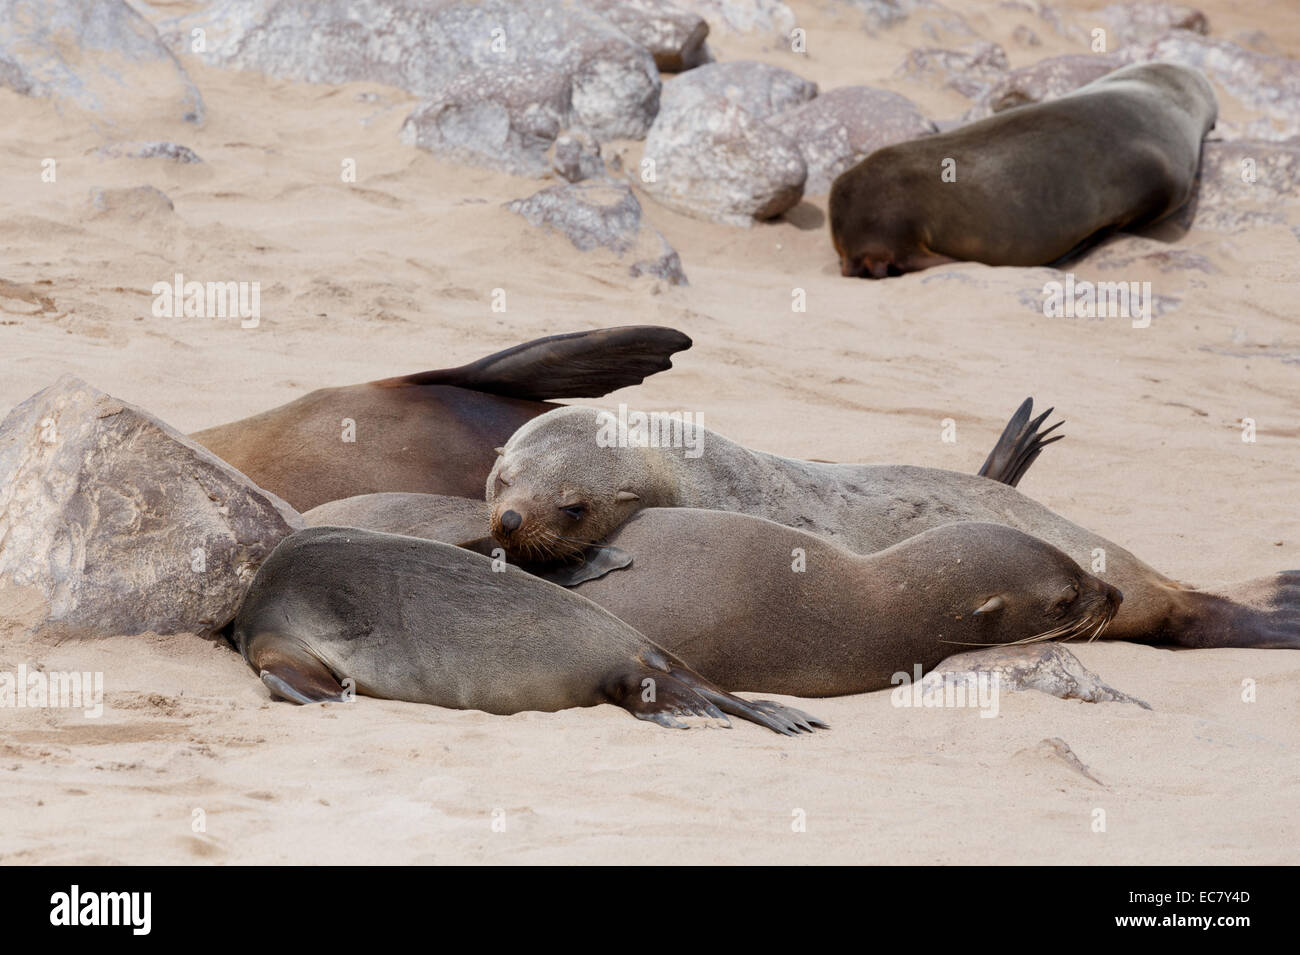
{"left": 769, "top": 86, "right": 935, "bottom": 194}
{"left": 585, "top": 0, "right": 711, "bottom": 72}
{"left": 0, "top": 0, "right": 204, "bottom": 125}
{"left": 640, "top": 61, "right": 813, "bottom": 225}
{"left": 0, "top": 377, "right": 302, "bottom": 638}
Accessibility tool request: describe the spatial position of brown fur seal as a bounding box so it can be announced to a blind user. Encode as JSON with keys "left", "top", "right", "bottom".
{"left": 190, "top": 326, "right": 691, "bottom": 511}
{"left": 829, "top": 63, "right": 1218, "bottom": 276}
{"left": 231, "top": 526, "right": 826, "bottom": 735}
{"left": 299, "top": 495, "right": 1120, "bottom": 698}
{"left": 486, "top": 406, "right": 1299, "bottom": 650}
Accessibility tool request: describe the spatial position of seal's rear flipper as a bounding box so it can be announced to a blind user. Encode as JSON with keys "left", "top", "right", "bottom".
{"left": 376, "top": 326, "right": 693, "bottom": 400}
{"left": 1169, "top": 571, "right": 1300, "bottom": 649}
{"left": 608, "top": 654, "right": 827, "bottom": 735}
{"left": 244, "top": 632, "right": 348, "bottom": 704}
{"left": 977, "top": 397, "right": 1064, "bottom": 487}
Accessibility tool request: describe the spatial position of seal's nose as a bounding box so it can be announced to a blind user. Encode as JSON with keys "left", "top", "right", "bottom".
{"left": 499, "top": 509, "right": 523, "bottom": 533}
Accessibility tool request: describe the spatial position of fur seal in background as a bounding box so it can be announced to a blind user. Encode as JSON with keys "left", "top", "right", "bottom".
{"left": 299, "top": 496, "right": 1121, "bottom": 698}
{"left": 487, "top": 406, "right": 1299, "bottom": 650}
{"left": 191, "top": 326, "right": 692, "bottom": 511}
{"left": 829, "top": 63, "right": 1218, "bottom": 276}
{"left": 231, "top": 527, "right": 826, "bottom": 735}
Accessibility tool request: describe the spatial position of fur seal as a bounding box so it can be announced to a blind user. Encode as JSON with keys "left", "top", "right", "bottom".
{"left": 487, "top": 405, "right": 1299, "bottom": 650}
{"left": 231, "top": 526, "right": 825, "bottom": 735}
{"left": 829, "top": 63, "right": 1218, "bottom": 276}
{"left": 190, "top": 326, "right": 691, "bottom": 510}
{"left": 299, "top": 495, "right": 1121, "bottom": 698}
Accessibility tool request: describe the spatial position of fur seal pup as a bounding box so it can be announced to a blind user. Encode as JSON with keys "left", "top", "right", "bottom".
{"left": 296, "top": 496, "right": 1121, "bottom": 698}
{"left": 191, "top": 326, "right": 691, "bottom": 511}
{"left": 487, "top": 406, "right": 1299, "bottom": 650}
{"left": 231, "top": 526, "right": 827, "bottom": 735}
{"left": 829, "top": 63, "right": 1218, "bottom": 276}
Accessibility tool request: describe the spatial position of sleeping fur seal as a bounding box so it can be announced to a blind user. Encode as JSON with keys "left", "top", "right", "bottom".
{"left": 231, "top": 526, "right": 827, "bottom": 735}
{"left": 300, "top": 495, "right": 1121, "bottom": 698}
{"left": 487, "top": 405, "right": 1299, "bottom": 650}
{"left": 191, "top": 326, "right": 692, "bottom": 510}
{"left": 829, "top": 63, "right": 1218, "bottom": 276}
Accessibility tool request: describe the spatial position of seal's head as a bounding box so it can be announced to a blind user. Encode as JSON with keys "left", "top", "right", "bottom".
{"left": 487, "top": 406, "right": 650, "bottom": 562}
{"left": 936, "top": 523, "right": 1122, "bottom": 644}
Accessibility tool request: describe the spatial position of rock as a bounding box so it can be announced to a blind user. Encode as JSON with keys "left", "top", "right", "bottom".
{"left": 899, "top": 41, "right": 1010, "bottom": 99}
{"left": 508, "top": 181, "right": 687, "bottom": 284}
{"left": 1098, "top": 2, "right": 1207, "bottom": 50}
{"left": 1083, "top": 236, "right": 1216, "bottom": 274}
{"left": 93, "top": 141, "right": 203, "bottom": 163}
{"left": 659, "top": 60, "right": 817, "bottom": 120}
{"left": 88, "top": 185, "right": 175, "bottom": 220}
{"left": 161, "top": 0, "right": 661, "bottom": 174}
{"left": 849, "top": 0, "right": 978, "bottom": 40}
{"left": 1129, "top": 32, "right": 1300, "bottom": 141}
{"left": 965, "top": 53, "right": 1123, "bottom": 120}
{"left": 641, "top": 99, "right": 805, "bottom": 226}
{"left": 1186, "top": 140, "right": 1300, "bottom": 232}
{"left": 639, "top": 60, "right": 812, "bottom": 224}
{"left": 0, "top": 376, "right": 302, "bottom": 639}
{"left": 0, "top": 0, "right": 204, "bottom": 125}
{"left": 1018, "top": 737, "right": 1107, "bottom": 787}
{"left": 769, "top": 86, "right": 936, "bottom": 194}
{"left": 584, "top": 0, "right": 711, "bottom": 72}
{"left": 670, "top": 0, "right": 796, "bottom": 36}
{"left": 551, "top": 130, "right": 605, "bottom": 182}
{"left": 924, "top": 644, "right": 1151, "bottom": 708}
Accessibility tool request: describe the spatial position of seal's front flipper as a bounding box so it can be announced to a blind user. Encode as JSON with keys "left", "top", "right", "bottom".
{"left": 977, "top": 397, "right": 1064, "bottom": 487}
{"left": 244, "top": 632, "right": 348, "bottom": 704}
{"left": 694, "top": 687, "right": 829, "bottom": 735}
{"left": 377, "top": 326, "right": 692, "bottom": 400}
{"left": 537, "top": 546, "right": 633, "bottom": 587}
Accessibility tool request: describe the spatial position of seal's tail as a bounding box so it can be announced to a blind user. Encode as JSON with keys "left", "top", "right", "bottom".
{"left": 374, "top": 326, "right": 692, "bottom": 400}
{"left": 977, "top": 397, "right": 1064, "bottom": 487}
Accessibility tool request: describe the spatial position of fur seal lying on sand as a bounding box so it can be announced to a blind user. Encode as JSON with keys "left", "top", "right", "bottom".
{"left": 300, "top": 495, "right": 1120, "bottom": 698}
{"left": 829, "top": 63, "right": 1218, "bottom": 276}
{"left": 231, "top": 526, "right": 827, "bottom": 735}
{"left": 487, "top": 406, "right": 1299, "bottom": 650}
{"left": 191, "top": 326, "right": 691, "bottom": 510}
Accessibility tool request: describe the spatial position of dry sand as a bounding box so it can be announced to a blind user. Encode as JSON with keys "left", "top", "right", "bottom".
{"left": 1, "top": 0, "right": 1297, "bottom": 864}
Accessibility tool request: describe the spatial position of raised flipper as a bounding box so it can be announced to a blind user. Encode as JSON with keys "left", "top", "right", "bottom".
{"left": 607, "top": 650, "right": 828, "bottom": 735}
{"left": 242, "top": 631, "right": 349, "bottom": 704}
{"left": 977, "top": 397, "right": 1064, "bottom": 487}
{"left": 373, "top": 326, "right": 693, "bottom": 400}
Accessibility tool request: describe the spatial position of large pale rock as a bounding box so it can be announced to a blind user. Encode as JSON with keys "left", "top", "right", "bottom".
{"left": 671, "top": 0, "right": 796, "bottom": 36}
{"left": 508, "top": 181, "right": 688, "bottom": 284}
{"left": 640, "top": 60, "right": 812, "bottom": 225}
{"left": 965, "top": 53, "right": 1123, "bottom": 120}
{"left": 769, "top": 85, "right": 936, "bottom": 194}
{"left": 1098, "top": 2, "right": 1207, "bottom": 49}
{"left": 161, "top": 0, "right": 661, "bottom": 174}
{"left": 584, "top": 0, "right": 711, "bottom": 72}
{"left": 899, "top": 41, "right": 1010, "bottom": 99}
{"left": 0, "top": 377, "right": 302, "bottom": 638}
{"left": 0, "top": 0, "right": 204, "bottom": 125}
{"left": 1186, "top": 140, "right": 1300, "bottom": 232}
{"left": 924, "top": 644, "right": 1151, "bottom": 707}
{"left": 1129, "top": 32, "right": 1300, "bottom": 141}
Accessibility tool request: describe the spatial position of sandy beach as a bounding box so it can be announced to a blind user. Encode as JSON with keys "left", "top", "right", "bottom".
{"left": 1, "top": 0, "right": 1298, "bottom": 864}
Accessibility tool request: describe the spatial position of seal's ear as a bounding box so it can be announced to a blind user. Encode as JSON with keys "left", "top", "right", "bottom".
{"left": 616, "top": 490, "right": 639, "bottom": 502}
{"left": 973, "top": 595, "right": 1005, "bottom": 615}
